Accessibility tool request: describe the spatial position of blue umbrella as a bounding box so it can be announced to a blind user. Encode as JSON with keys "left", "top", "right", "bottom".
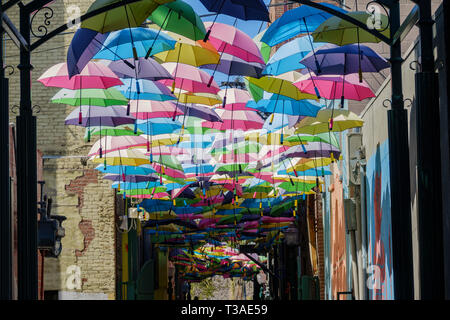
{"left": 112, "top": 181, "right": 164, "bottom": 190}
{"left": 93, "top": 27, "right": 176, "bottom": 61}
{"left": 262, "top": 36, "right": 325, "bottom": 76}
{"left": 262, "top": 113, "right": 303, "bottom": 133}
{"left": 136, "top": 118, "right": 182, "bottom": 135}
{"left": 261, "top": 3, "right": 347, "bottom": 47}
{"left": 95, "top": 164, "right": 156, "bottom": 175}
{"left": 116, "top": 78, "right": 176, "bottom": 101}
{"left": 277, "top": 167, "right": 331, "bottom": 176}
{"left": 246, "top": 97, "right": 322, "bottom": 116}
{"left": 67, "top": 28, "right": 109, "bottom": 78}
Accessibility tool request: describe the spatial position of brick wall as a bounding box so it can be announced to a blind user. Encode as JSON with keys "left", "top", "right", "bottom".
{"left": 5, "top": 0, "right": 116, "bottom": 299}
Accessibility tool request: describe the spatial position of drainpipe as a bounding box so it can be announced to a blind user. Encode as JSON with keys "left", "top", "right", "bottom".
{"left": 359, "top": 161, "right": 368, "bottom": 300}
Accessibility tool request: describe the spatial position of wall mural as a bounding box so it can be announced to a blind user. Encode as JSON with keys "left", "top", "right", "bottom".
{"left": 365, "top": 140, "right": 394, "bottom": 300}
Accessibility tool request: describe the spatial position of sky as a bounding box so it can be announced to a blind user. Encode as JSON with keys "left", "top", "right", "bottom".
{"left": 183, "top": 0, "right": 272, "bottom": 85}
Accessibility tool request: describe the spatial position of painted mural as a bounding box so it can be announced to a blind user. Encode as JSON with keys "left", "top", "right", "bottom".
{"left": 365, "top": 140, "right": 394, "bottom": 300}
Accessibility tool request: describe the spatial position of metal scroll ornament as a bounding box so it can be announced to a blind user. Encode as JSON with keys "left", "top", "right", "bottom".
{"left": 30, "top": 6, "right": 54, "bottom": 38}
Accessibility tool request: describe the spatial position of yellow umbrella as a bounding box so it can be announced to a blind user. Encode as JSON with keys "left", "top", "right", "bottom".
{"left": 175, "top": 91, "right": 222, "bottom": 105}
{"left": 287, "top": 157, "right": 333, "bottom": 173}
{"left": 295, "top": 109, "right": 363, "bottom": 135}
{"left": 246, "top": 76, "right": 317, "bottom": 101}
{"left": 312, "top": 11, "right": 390, "bottom": 46}
{"left": 152, "top": 38, "right": 219, "bottom": 66}
{"left": 141, "top": 133, "right": 187, "bottom": 146}
{"left": 90, "top": 149, "right": 149, "bottom": 166}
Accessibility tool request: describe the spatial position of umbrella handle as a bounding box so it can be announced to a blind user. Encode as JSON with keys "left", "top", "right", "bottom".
{"left": 126, "top": 102, "right": 130, "bottom": 115}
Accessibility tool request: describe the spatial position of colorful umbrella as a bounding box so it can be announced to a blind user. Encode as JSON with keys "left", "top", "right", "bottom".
{"left": 65, "top": 105, "right": 135, "bottom": 127}
{"left": 125, "top": 100, "right": 183, "bottom": 119}
{"left": 116, "top": 78, "right": 176, "bottom": 101}
{"left": 51, "top": 87, "right": 128, "bottom": 106}
{"left": 295, "top": 109, "right": 364, "bottom": 134}
{"left": 101, "top": 57, "right": 173, "bottom": 80}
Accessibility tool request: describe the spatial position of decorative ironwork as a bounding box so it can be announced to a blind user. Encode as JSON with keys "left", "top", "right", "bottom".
{"left": 382, "top": 99, "right": 392, "bottom": 108}
{"left": 30, "top": 6, "right": 54, "bottom": 38}
{"left": 409, "top": 60, "right": 421, "bottom": 71}
{"left": 366, "top": 1, "right": 390, "bottom": 33}
{"left": 32, "top": 104, "right": 41, "bottom": 114}
{"left": 4, "top": 65, "right": 15, "bottom": 76}
{"left": 403, "top": 98, "right": 413, "bottom": 108}
{"left": 10, "top": 105, "right": 19, "bottom": 114}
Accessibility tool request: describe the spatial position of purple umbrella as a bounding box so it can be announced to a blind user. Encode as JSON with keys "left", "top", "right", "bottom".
{"left": 201, "top": 53, "right": 265, "bottom": 78}
{"left": 67, "top": 28, "right": 111, "bottom": 78}
{"left": 103, "top": 174, "right": 158, "bottom": 183}
{"left": 64, "top": 105, "right": 135, "bottom": 127}
{"left": 280, "top": 141, "right": 341, "bottom": 160}
{"left": 100, "top": 57, "right": 173, "bottom": 81}
{"left": 177, "top": 103, "right": 222, "bottom": 122}
{"left": 300, "top": 43, "right": 390, "bottom": 78}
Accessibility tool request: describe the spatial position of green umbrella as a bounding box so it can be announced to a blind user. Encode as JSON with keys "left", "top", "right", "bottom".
{"left": 151, "top": 154, "right": 183, "bottom": 170}
{"left": 81, "top": 0, "right": 174, "bottom": 33}
{"left": 312, "top": 11, "right": 390, "bottom": 46}
{"left": 51, "top": 88, "right": 128, "bottom": 106}
{"left": 85, "top": 125, "right": 144, "bottom": 138}
{"left": 148, "top": 0, "right": 206, "bottom": 41}
{"left": 244, "top": 77, "right": 264, "bottom": 103}
{"left": 284, "top": 132, "right": 340, "bottom": 148}
{"left": 278, "top": 181, "right": 316, "bottom": 193}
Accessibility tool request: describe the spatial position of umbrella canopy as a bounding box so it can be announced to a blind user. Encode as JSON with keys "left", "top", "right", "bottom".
{"left": 66, "top": 28, "right": 109, "bottom": 78}
{"left": 153, "top": 41, "right": 220, "bottom": 66}
{"left": 202, "top": 109, "right": 264, "bottom": 131}
{"left": 136, "top": 118, "right": 182, "bottom": 135}
{"left": 85, "top": 124, "right": 144, "bottom": 137}
{"left": 93, "top": 27, "right": 176, "bottom": 60}
{"left": 312, "top": 11, "right": 390, "bottom": 46}
{"left": 204, "top": 22, "right": 265, "bottom": 64}
{"left": 246, "top": 76, "right": 317, "bottom": 101}
{"left": 261, "top": 3, "right": 347, "bottom": 47}
{"left": 116, "top": 78, "right": 176, "bottom": 101}
{"left": 199, "top": 0, "right": 269, "bottom": 22}
{"left": 175, "top": 92, "right": 222, "bottom": 106}
{"left": 88, "top": 135, "right": 148, "bottom": 156}
{"left": 200, "top": 53, "right": 265, "bottom": 78}
{"left": 217, "top": 89, "right": 251, "bottom": 110}
{"left": 51, "top": 87, "right": 128, "bottom": 106}
{"left": 263, "top": 36, "right": 325, "bottom": 76}
{"left": 81, "top": 0, "right": 174, "bottom": 33}
{"left": 148, "top": 0, "right": 206, "bottom": 41}
{"left": 177, "top": 104, "right": 222, "bottom": 122}
{"left": 246, "top": 98, "right": 321, "bottom": 117}
{"left": 300, "top": 43, "right": 390, "bottom": 75}
{"left": 101, "top": 57, "right": 173, "bottom": 80}
{"left": 293, "top": 73, "right": 375, "bottom": 101}
{"left": 159, "top": 62, "right": 220, "bottom": 94}
{"left": 295, "top": 109, "right": 364, "bottom": 134}
{"left": 65, "top": 105, "right": 135, "bottom": 127}
{"left": 38, "top": 62, "right": 122, "bottom": 89}
{"left": 125, "top": 100, "right": 183, "bottom": 119}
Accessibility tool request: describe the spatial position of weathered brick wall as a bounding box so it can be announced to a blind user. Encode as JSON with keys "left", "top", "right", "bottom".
{"left": 5, "top": 0, "right": 116, "bottom": 299}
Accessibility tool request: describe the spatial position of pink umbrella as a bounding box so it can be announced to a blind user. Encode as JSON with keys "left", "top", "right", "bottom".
{"left": 88, "top": 135, "right": 147, "bottom": 157}
{"left": 202, "top": 109, "right": 264, "bottom": 131}
{"left": 293, "top": 73, "right": 375, "bottom": 101}
{"left": 38, "top": 61, "right": 122, "bottom": 89}
{"left": 124, "top": 100, "right": 183, "bottom": 119}
{"left": 152, "top": 163, "right": 186, "bottom": 179}
{"left": 217, "top": 88, "right": 258, "bottom": 111}
{"left": 204, "top": 22, "right": 265, "bottom": 64}
{"left": 159, "top": 62, "right": 220, "bottom": 94}
{"left": 144, "top": 145, "right": 187, "bottom": 156}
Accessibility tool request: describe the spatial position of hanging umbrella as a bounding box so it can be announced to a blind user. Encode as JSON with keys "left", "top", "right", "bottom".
{"left": 38, "top": 61, "right": 122, "bottom": 89}
{"left": 312, "top": 11, "right": 390, "bottom": 46}
{"left": 81, "top": 0, "right": 175, "bottom": 33}
{"left": 280, "top": 142, "right": 341, "bottom": 160}
{"left": 293, "top": 73, "right": 375, "bottom": 101}
{"left": 246, "top": 98, "right": 321, "bottom": 117}
{"left": 88, "top": 135, "right": 148, "bottom": 156}
{"left": 116, "top": 78, "right": 176, "bottom": 101}
{"left": 136, "top": 118, "right": 182, "bottom": 135}
{"left": 152, "top": 39, "right": 220, "bottom": 67}
{"left": 246, "top": 76, "right": 317, "bottom": 101}
{"left": 84, "top": 124, "right": 144, "bottom": 137}
{"left": 203, "top": 22, "right": 265, "bottom": 64}
{"left": 199, "top": 0, "right": 269, "bottom": 24}
{"left": 125, "top": 100, "right": 183, "bottom": 119}
{"left": 262, "top": 36, "right": 325, "bottom": 76}
{"left": 300, "top": 43, "right": 390, "bottom": 80}
{"left": 253, "top": 29, "right": 271, "bottom": 64}
{"left": 261, "top": 3, "right": 347, "bottom": 47}
{"left": 93, "top": 27, "right": 176, "bottom": 60}
{"left": 295, "top": 109, "right": 364, "bottom": 134}
{"left": 200, "top": 53, "right": 265, "bottom": 79}
{"left": 202, "top": 109, "right": 264, "bottom": 131}
{"left": 65, "top": 105, "right": 135, "bottom": 127}
{"left": 67, "top": 28, "right": 110, "bottom": 78}
{"left": 101, "top": 57, "right": 173, "bottom": 80}
{"left": 217, "top": 89, "right": 251, "bottom": 110}
{"left": 51, "top": 87, "right": 128, "bottom": 106}
{"left": 90, "top": 148, "right": 150, "bottom": 166}
{"left": 159, "top": 62, "right": 220, "bottom": 94}
{"left": 262, "top": 113, "right": 303, "bottom": 133}
{"left": 175, "top": 92, "right": 222, "bottom": 106}
{"left": 95, "top": 164, "right": 156, "bottom": 175}
{"left": 103, "top": 174, "right": 159, "bottom": 183}
{"left": 177, "top": 104, "right": 222, "bottom": 122}
{"left": 148, "top": 0, "right": 206, "bottom": 41}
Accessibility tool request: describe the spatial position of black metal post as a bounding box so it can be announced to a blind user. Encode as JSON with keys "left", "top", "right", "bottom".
{"left": 387, "top": 1, "right": 414, "bottom": 299}
{"left": 16, "top": 2, "right": 38, "bottom": 300}
{"left": 414, "top": 0, "right": 445, "bottom": 299}
{"left": 0, "top": 0, "right": 13, "bottom": 297}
